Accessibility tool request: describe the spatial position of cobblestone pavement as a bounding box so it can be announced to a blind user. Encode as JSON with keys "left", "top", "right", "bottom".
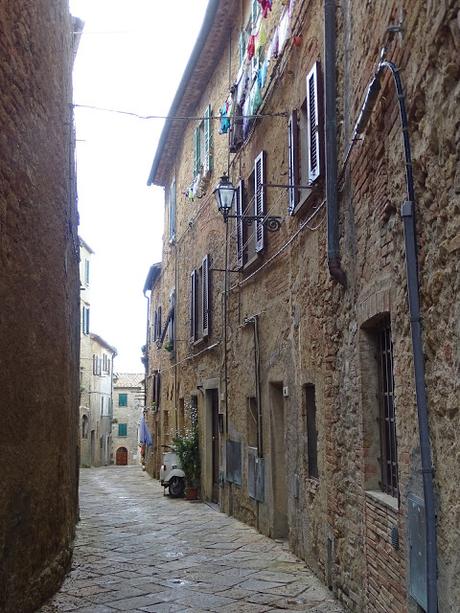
{"left": 40, "top": 466, "right": 343, "bottom": 613}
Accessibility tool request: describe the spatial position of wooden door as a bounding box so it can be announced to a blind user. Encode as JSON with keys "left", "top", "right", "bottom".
{"left": 116, "top": 447, "right": 128, "bottom": 466}
{"left": 211, "top": 389, "right": 220, "bottom": 503}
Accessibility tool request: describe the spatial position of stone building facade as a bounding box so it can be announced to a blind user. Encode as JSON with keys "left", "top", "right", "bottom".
{"left": 78, "top": 239, "right": 117, "bottom": 467}
{"left": 145, "top": 1, "right": 459, "bottom": 612}
{"left": 112, "top": 373, "right": 145, "bottom": 465}
{"left": 0, "top": 2, "right": 82, "bottom": 612}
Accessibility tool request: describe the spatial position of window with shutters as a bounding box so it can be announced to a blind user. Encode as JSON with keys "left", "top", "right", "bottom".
{"left": 152, "top": 370, "right": 161, "bottom": 410}
{"left": 288, "top": 61, "right": 323, "bottom": 215}
{"left": 82, "top": 305, "right": 90, "bottom": 335}
{"left": 153, "top": 304, "right": 162, "bottom": 343}
{"left": 118, "top": 393, "right": 128, "bottom": 407}
{"left": 168, "top": 178, "right": 176, "bottom": 242}
{"left": 190, "top": 254, "right": 211, "bottom": 342}
{"left": 92, "top": 354, "right": 102, "bottom": 376}
{"left": 193, "top": 105, "right": 213, "bottom": 179}
{"left": 236, "top": 151, "right": 266, "bottom": 268}
{"left": 118, "top": 423, "right": 128, "bottom": 437}
{"left": 84, "top": 259, "right": 90, "bottom": 285}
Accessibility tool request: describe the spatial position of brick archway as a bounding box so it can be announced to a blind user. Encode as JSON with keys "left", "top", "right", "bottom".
{"left": 115, "top": 447, "right": 128, "bottom": 466}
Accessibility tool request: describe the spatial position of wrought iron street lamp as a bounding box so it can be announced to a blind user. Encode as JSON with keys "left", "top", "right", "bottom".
{"left": 213, "top": 174, "right": 282, "bottom": 232}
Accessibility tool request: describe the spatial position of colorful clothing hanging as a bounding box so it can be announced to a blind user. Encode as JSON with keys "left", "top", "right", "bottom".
{"left": 247, "top": 34, "right": 256, "bottom": 60}
{"left": 257, "top": 0, "right": 272, "bottom": 18}
{"left": 219, "top": 102, "right": 231, "bottom": 134}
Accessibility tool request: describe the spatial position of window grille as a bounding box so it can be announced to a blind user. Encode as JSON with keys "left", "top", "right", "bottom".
{"left": 377, "top": 320, "right": 398, "bottom": 497}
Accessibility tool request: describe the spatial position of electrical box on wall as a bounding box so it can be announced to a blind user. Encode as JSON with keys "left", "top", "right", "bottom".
{"left": 283, "top": 386, "right": 289, "bottom": 397}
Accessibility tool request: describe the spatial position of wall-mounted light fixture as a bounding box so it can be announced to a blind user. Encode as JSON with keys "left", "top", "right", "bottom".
{"left": 213, "top": 173, "right": 282, "bottom": 232}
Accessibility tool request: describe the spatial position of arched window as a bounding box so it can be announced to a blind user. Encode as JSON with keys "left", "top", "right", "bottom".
{"left": 81, "top": 415, "right": 89, "bottom": 439}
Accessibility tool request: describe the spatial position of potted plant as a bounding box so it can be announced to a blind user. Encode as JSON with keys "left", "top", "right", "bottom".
{"left": 173, "top": 422, "right": 200, "bottom": 499}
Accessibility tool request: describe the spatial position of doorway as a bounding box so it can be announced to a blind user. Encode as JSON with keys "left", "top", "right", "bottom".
{"left": 270, "top": 382, "right": 288, "bottom": 538}
{"left": 205, "top": 388, "right": 220, "bottom": 504}
{"left": 116, "top": 447, "right": 128, "bottom": 465}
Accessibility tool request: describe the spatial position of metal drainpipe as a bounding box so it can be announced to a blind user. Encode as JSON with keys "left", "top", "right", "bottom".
{"left": 345, "top": 55, "right": 438, "bottom": 612}
{"left": 324, "top": 0, "right": 346, "bottom": 287}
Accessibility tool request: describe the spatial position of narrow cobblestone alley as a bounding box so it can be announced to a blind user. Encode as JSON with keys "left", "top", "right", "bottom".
{"left": 40, "top": 467, "right": 343, "bottom": 613}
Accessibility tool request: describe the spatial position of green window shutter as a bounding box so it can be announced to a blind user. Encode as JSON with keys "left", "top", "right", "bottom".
{"left": 193, "top": 126, "right": 201, "bottom": 176}
{"left": 118, "top": 423, "right": 127, "bottom": 437}
{"left": 119, "top": 393, "right": 127, "bottom": 407}
{"left": 203, "top": 105, "right": 213, "bottom": 174}
{"left": 239, "top": 31, "right": 246, "bottom": 64}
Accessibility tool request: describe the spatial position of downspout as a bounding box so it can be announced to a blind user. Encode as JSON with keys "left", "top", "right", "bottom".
{"left": 324, "top": 0, "right": 346, "bottom": 286}
{"left": 344, "top": 54, "right": 438, "bottom": 612}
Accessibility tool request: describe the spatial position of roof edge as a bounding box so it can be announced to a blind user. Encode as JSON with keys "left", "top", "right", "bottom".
{"left": 147, "top": 0, "right": 220, "bottom": 187}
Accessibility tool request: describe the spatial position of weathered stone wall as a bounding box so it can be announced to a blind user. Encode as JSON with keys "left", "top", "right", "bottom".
{"left": 147, "top": 0, "right": 460, "bottom": 611}
{"left": 0, "top": 2, "right": 80, "bottom": 612}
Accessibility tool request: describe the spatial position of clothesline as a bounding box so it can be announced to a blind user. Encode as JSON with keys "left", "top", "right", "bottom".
{"left": 72, "top": 103, "right": 287, "bottom": 121}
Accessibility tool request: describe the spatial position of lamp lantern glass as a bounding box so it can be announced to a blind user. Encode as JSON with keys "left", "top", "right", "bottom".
{"left": 214, "top": 174, "right": 236, "bottom": 219}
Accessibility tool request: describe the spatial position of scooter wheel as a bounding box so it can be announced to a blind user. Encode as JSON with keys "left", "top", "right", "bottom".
{"left": 168, "top": 476, "right": 185, "bottom": 498}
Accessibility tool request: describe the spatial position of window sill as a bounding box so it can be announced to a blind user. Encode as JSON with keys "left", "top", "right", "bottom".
{"left": 242, "top": 253, "right": 260, "bottom": 272}
{"left": 365, "top": 490, "right": 399, "bottom": 513}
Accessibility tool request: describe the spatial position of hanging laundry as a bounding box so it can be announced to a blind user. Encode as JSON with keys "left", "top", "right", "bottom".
{"left": 230, "top": 101, "right": 244, "bottom": 152}
{"left": 257, "top": 0, "right": 272, "bottom": 19}
{"left": 242, "top": 95, "right": 251, "bottom": 139}
{"left": 247, "top": 34, "right": 256, "bottom": 60}
{"left": 267, "top": 26, "right": 279, "bottom": 61}
{"left": 258, "top": 58, "right": 268, "bottom": 89}
{"left": 249, "top": 79, "right": 262, "bottom": 117}
{"left": 278, "top": 8, "right": 290, "bottom": 54}
{"left": 219, "top": 102, "right": 231, "bottom": 134}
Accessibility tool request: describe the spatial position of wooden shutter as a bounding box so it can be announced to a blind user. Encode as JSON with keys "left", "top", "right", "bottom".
{"left": 153, "top": 309, "right": 158, "bottom": 341}
{"left": 203, "top": 105, "right": 213, "bottom": 175}
{"left": 190, "top": 270, "right": 197, "bottom": 341}
{"left": 157, "top": 306, "right": 162, "bottom": 342}
{"left": 193, "top": 126, "right": 201, "bottom": 176}
{"left": 202, "top": 254, "right": 210, "bottom": 338}
{"left": 236, "top": 180, "right": 245, "bottom": 268}
{"left": 254, "top": 151, "right": 266, "bottom": 253}
{"left": 307, "top": 62, "right": 321, "bottom": 183}
{"left": 155, "top": 371, "right": 161, "bottom": 409}
{"left": 288, "top": 111, "right": 299, "bottom": 214}
{"left": 169, "top": 179, "right": 176, "bottom": 240}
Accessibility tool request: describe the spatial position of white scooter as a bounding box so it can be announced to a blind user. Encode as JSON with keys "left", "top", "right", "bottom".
{"left": 159, "top": 445, "right": 185, "bottom": 498}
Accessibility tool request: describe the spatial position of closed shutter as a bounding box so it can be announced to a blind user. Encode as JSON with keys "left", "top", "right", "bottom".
{"left": 203, "top": 105, "right": 213, "bottom": 175}
{"left": 193, "top": 126, "right": 201, "bottom": 176}
{"left": 169, "top": 179, "right": 176, "bottom": 240}
{"left": 155, "top": 371, "right": 161, "bottom": 409}
{"left": 236, "top": 180, "right": 244, "bottom": 268}
{"left": 168, "top": 291, "right": 175, "bottom": 348}
{"left": 92, "top": 354, "right": 96, "bottom": 375}
{"left": 254, "top": 151, "right": 266, "bottom": 253}
{"left": 157, "top": 305, "right": 162, "bottom": 342}
{"left": 307, "top": 62, "right": 321, "bottom": 183}
{"left": 190, "top": 270, "right": 197, "bottom": 341}
{"left": 153, "top": 310, "right": 158, "bottom": 341}
{"left": 288, "top": 110, "right": 299, "bottom": 214}
{"left": 202, "top": 254, "right": 210, "bottom": 338}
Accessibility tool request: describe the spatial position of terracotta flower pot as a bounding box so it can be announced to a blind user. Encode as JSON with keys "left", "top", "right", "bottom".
{"left": 185, "top": 486, "right": 198, "bottom": 500}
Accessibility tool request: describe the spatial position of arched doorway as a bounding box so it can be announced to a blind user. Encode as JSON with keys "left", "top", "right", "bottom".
{"left": 116, "top": 447, "right": 128, "bottom": 466}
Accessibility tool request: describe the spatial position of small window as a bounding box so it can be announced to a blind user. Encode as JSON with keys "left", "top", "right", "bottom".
{"left": 305, "top": 385, "right": 318, "bottom": 479}
{"left": 118, "top": 423, "right": 127, "bottom": 437}
{"left": 153, "top": 305, "right": 162, "bottom": 342}
{"left": 92, "top": 354, "right": 102, "bottom": 376}
{"left": 118, "top": 393, "right": 128, "bottom": 407}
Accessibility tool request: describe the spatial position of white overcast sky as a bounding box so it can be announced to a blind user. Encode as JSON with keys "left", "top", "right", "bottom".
{"left": 70, "top": 0, "right": 208, "bottom": 372}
